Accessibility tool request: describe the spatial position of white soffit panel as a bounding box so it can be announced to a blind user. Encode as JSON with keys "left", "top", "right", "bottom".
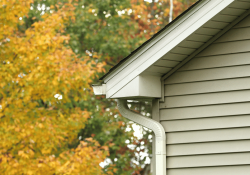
{"left": 104, "top": 0, "right": 235, "bottom": 98}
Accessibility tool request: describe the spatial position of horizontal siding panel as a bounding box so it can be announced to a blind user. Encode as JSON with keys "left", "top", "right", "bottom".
{"left": 178, "top": 41, "right": 204, "bottom": 49}
{"left": 154, "top": 59, "right": 179, "bottom": 67}
{"left": 179, "top": 52, "right": 250, "bottom": 71}
{"left": 167, "top": 140, "right": 250, "bottom": 156}
{"left": 163, "top": 90, "right": 250, "bottom": 108}
{"left": 161, "top": 115, "right": 250, "bottom": 132}
{"left": 212, "top": 14, "right": 238, "bottom": 22}
{"left": 234, "top": 15, "right": 250, "bottom": 28}
{"left": 203, "top": 21, "right": 229, "bottom": 29}
{"left": 165, "top": 65, "right": 250, "bottom": 84}
{"left": 168, "top": 165, "right": 250, "bottom": 175}
{"left": 167, "top": 152, "right": 250, "bottom": 168}
{"left": 164, "top": 77, "right": 250, "bottom": 96}
{"left": 220, "top": 8, "right": 246, "bottom": 16}
{"left": 197, "top": 40, "right": 250, "bottom": 57}
{"left": 160, "top": 102, "right": 250, "bottom": 120}
{"left": 161, "top": 53, "right": 187, "bottom": 61}
{"left": 166, "top": 127, "right": 250, "bottom": 144}
{"left": 215, "top": 27, "right": 250, "bottom": 43}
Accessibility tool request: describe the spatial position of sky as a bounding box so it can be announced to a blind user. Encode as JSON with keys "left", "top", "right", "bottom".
{"left": 144, "top": 0, "right": 159, "bottom": 2}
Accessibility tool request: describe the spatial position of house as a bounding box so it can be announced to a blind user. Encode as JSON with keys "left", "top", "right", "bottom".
{"left": 93, "top": 0, "right": 250, "bottom": 174}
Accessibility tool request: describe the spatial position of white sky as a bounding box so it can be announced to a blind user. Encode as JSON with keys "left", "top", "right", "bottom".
{"left": 144, "top": 0, "right": 159, "bottom": 2}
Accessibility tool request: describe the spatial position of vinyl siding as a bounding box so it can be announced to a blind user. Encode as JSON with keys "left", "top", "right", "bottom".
{"left": 161, "top": 14, "right": 250, "bottom": 174}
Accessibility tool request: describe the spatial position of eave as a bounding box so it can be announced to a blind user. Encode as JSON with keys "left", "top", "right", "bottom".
{"left": 98, "top": 0, "right": 250, "bottom": 99}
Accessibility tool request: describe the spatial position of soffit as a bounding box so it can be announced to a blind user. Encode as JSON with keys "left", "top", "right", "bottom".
{"left": 144, "top": 0, "right": 250, "bottom": 77}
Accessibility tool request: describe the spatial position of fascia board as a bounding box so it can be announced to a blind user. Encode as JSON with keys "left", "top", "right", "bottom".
{"left": 110, "top": 75, "right": 161, "bottom": 98}
{"left": 110, "top": 76, "right": 140, "bottom": 98}
{"left": 105, "top": 0, "right": 235, "bottom": 99}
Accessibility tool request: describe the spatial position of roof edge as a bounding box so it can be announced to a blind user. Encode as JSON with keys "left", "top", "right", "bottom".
{"left": 103, "top": 0, "right": 236, "bottom": 99}
{"left": 99, "top": 0, "right": 203, "bottom": 81}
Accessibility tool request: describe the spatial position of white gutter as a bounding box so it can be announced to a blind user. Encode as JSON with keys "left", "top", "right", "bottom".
{"left": 117, "top": 99, "right": 166, "bottom": 175}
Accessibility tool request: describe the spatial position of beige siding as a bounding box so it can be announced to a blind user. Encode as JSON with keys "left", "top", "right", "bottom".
{"left": 161, "top": 14, "right": 250, "bottom": 174}
{"left": 161, "top": 102, "right": 250, "bottom": 120}
{"left": 167, "top": 140, "right": 250, "bottom": 156}
{"left": 165, "top": 64, "right": 250, "bottom": 84}
{"left": 167, "top": 152, "right": 250, "bottom": 168}
{"left": 167, "top": 127, "right": 250, "bottom": 144}
{"left": 178, "top": 52, "right": 250, "bottom": 71}
{"left": 168, "top": 165, "right": 250, "bottom": 175}
{"left": 165, "top": 77, "right": 250, "bottom": 96}
{"left": 161, "top": 115, "right": 250, "bottom": 132}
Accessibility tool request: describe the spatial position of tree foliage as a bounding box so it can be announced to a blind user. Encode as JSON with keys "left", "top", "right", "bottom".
{"left": 1, "top": 0, "right": 197, "bottom": 174}
{"left": 0, "top": 1, "right": 110, "bottom": 174}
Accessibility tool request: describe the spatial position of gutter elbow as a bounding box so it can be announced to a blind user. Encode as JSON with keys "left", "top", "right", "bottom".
{"left": 117, "top": 99, "right": 166, "bottom": 175}
{"left": 117, "top": 99, "right": 165, "bottom": 139}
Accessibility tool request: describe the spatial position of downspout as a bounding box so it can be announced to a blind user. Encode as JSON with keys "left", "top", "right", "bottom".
{"left": 117, "top": 99, "right": 166, "bottom": 175}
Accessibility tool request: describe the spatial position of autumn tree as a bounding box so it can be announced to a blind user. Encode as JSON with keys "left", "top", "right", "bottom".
{"left": 0, "top": 0, "right": 112, "bottom": 174}
{"left": 19, "top": 0, "right": 155, "bottom": 174}
{"left": 1, "top": 0, "right": 198, "bottom": 174}
{"left": 131, "top": 0, "right": 198, "bottom": 38}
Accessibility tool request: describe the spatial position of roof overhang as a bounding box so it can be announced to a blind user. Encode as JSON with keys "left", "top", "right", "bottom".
{"left": 95, "top": 0, "right": 250, "bottom": 99}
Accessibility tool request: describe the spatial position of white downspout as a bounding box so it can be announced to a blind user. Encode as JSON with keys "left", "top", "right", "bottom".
{"left": 117, "top": 99, "right": 166, "bottom": 175}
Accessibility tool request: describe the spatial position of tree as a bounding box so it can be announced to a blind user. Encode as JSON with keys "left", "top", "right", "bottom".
{"left": 1, "top": 0, "right": 198, "bottom": 174}
{"left": 0, "top": 1, "right": 111, "bottom": 174}
{"left": 20, "top": 0, "right": 155, "bottom": 174}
